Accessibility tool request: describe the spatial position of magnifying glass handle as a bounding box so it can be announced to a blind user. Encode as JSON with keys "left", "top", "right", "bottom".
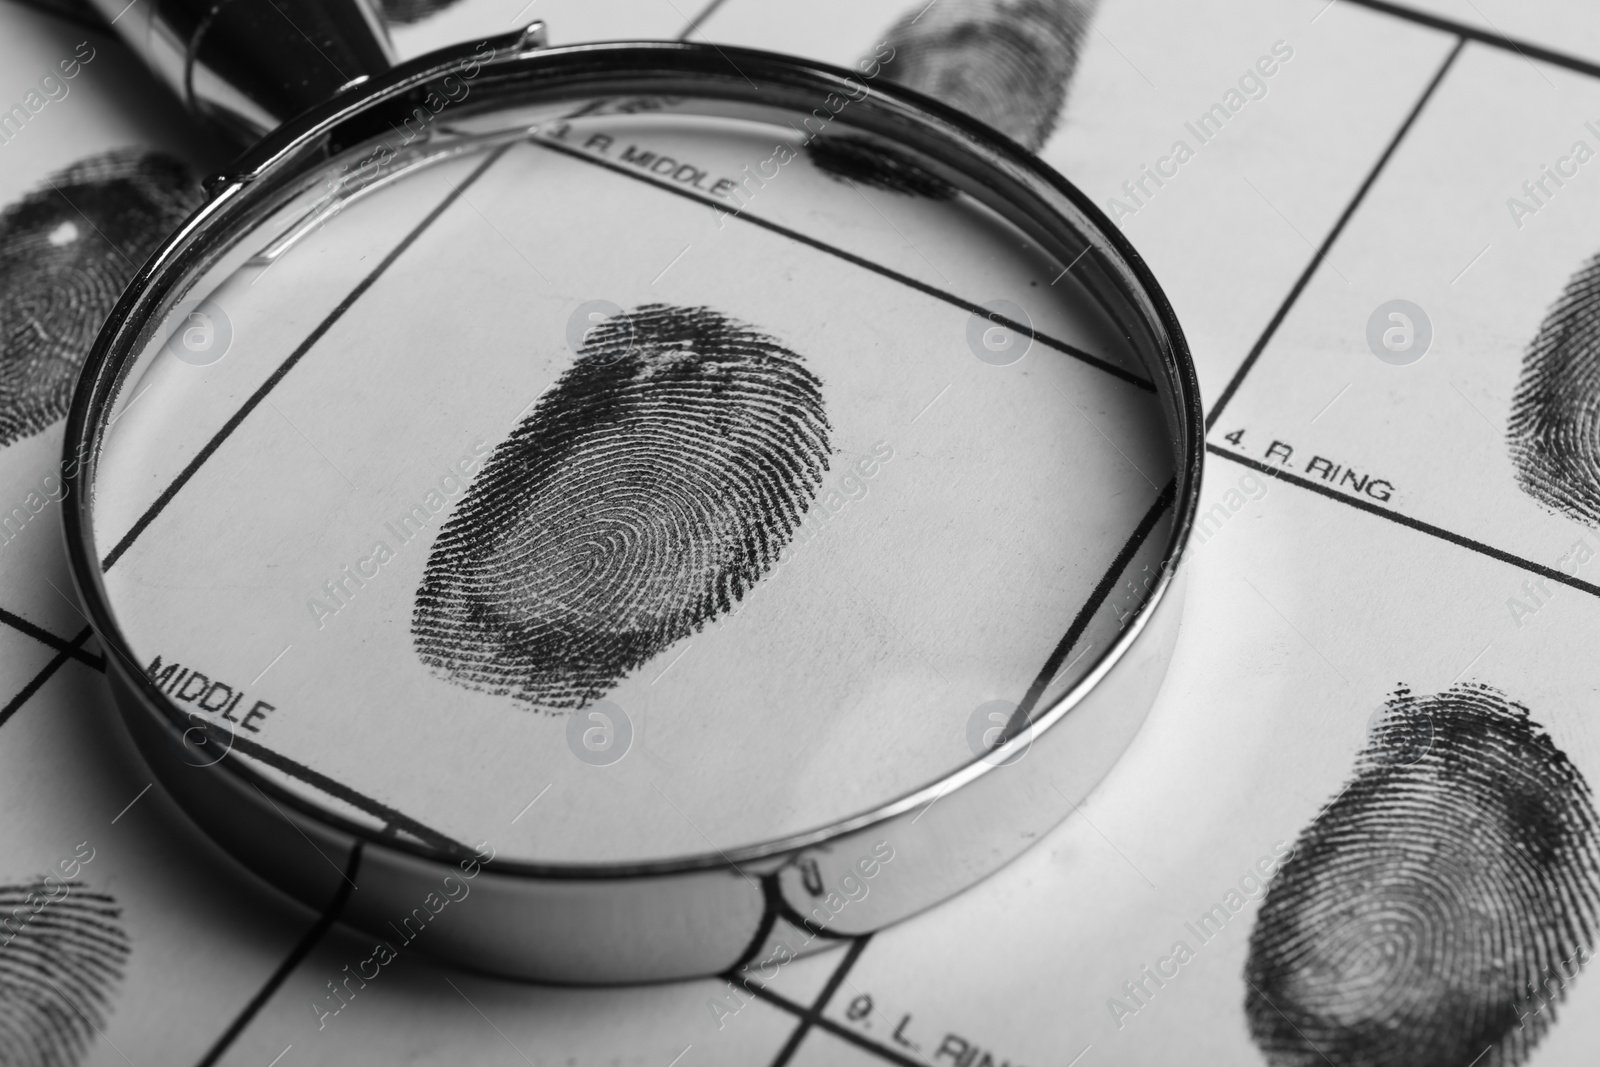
{"left": 86, "top": 0, "right": 396, "bottom": 144}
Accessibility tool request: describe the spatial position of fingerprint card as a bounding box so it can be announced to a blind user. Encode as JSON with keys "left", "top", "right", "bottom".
{"left": 1212, "top": 42, "right": 1600, "bottom": 583}
{"left": 699, "top": 0, "right": 1459, "bottom": 401}
{"left": 12, "top": 1, "right": 1600, "bottom": 1065}
{"left": 798, "top": 455, "right": 1600, "bottom": 1067}
{"left": 0, "top": 664, "right": 323, "bottom": 1067}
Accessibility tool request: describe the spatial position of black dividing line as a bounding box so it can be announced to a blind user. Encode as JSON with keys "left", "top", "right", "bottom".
{"left": 99, "top": 145, "right": 511, "bottom": 573}
{"left": 0, "top": 624, "right": 92, "bottom": 730}
{"left": 528, "top": 137, "right": 1154, "bottom": 393}
{"left": 192, "top": 842, "right": 364, "bottom": 1067}
{"left": 227, "top": 733, "right": 463, "bottom": 853}
{"left": 0, "top": 607, "right": 103, "bottom": 670}
{"left": 723, "top": 873, "right": 851, "bottom": 985}
{"left": 0, "top": 624, "right": 453, "bottom": 858}
{"left": 677, "top": 0, "right": 730, "bottom": 40}
{"left": 1345, "top": 0, "right": 1600, "bottom": 82}
{"left": 1208, "top": 444, "right": 1600, "bottom": 600}
{"left": 1204, "top": 36, "right": 1465, "bottom": 431}
{"left": 722, "top": 876, "right": 788, "bottom": 976}
{"left": 1003, "top": 478, "right": 1175, "bottom": 743}
{"left": 740, "top": 970, "right": 927, "bottom": 1067}
{"left": 768, "top": 936, "right": 873, "bottom": 1067}
{"left": 0, "top": 622, "right": 454, "bottom": 850}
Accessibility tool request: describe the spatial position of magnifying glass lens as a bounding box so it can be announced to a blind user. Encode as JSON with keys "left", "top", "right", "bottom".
{"left": 90, "top": 95, "right": 1173, "bottom": 866}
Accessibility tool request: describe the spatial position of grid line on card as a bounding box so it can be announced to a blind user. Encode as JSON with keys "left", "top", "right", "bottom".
{"left": 723, "top": 873, "right": 862, "bottom": 983}
{"left": 1205, "top": 35, "right": 1466, "bottom": 431}
{"left": 678, "top": 0, "right": 732, "bottom": 40}
{"left": 768, "top": 936, "right": 873, "bottom": 1067}
{"left": 724, "top": 882, "right": 788, "bottom": 975}
{"left": 0, "top": 625, "right": 93, "bottom": 730}
{"left": 1005, "top": 479, "right": 1175, "bottom": 745}
{"left": 526, "top": 137, "right": 1156, "bottom": 393}
{"left": 99, "top": 144, "right": 512, "bottom": 573}
{"left": 737, "top": 961, "right": 929, "bottom": 1067}
{"left": 227, "top": 733, "right": 463, "bottom": 851}
{"left": 193, "top": 843, "right": 363, "bottom": 1067}
{"left": 1208, "top": 445, "right": 1600, "bottom": 600}
{"left": 0, "top": 623, "right": 457, "bottom": 858}
{"left": 0, "top": 607, "right": 103, "bottom": 670}
{"left": 1345, "top": 0, "right": 1600, "bottom": 81}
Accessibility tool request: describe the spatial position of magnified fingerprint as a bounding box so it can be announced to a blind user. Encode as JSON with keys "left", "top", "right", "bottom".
{"left": 0, "top": 880, "right": 131, "bottom": 1067}
{"left": 413, "top": 304, "right": 831, "bottom": 709}
{"left": 807, "top": 135, "right": 957, "bottom": 199}
{"left": 380, "top": 0, "right": 467, "bottom": 24}
{"left": 1245, "top": 684, "right": 1600, "bottom": 1067}
{"left": 1508, "top": 251, "right": 1600, "bottom": 526}
{"left": 0, "top": 149, "right": 199, "bottom": 449}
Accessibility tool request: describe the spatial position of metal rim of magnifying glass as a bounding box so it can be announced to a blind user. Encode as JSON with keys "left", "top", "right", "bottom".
{"left": 62, "top": 30, "right": 1203, "bottom": 983}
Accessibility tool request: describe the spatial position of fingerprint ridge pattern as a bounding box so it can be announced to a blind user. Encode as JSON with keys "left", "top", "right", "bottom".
{"left": 0, "top": 149, "right": 198, "bottom": 449}
{"left": 880, "top": 0, "right": 1097, "bottom": 153}
{"left": 1508, "top": 250, "right": 1600, "bottom": 526}
{"left": 0, "top": 880, "right": 130, "bottom": 1067}
{"left": 413, "top": 304, "right": 831, "bottom": 709}
{"left": 1245, "top": 683, "right": 1600, "bottom": 1067}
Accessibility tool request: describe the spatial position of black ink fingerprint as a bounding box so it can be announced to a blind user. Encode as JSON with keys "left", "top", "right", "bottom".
{"left": 0, "top": 149, "right": 199, "bottom": 449}
{"left": 0, "top": 880, "right": 131, "bottom": 1067}
{"left": 380, "top": 0, "right": 468, "bottom": 24}
{"left": 807, "top": 0, "right": 1096, "bottom": 191}
{"left": 883, "top": 0, "right": 1096, "bottom": 150}
{"left": 1245, "top": 684, "right": 1600, "bottom": 1067}
{"left": 1508, "top": 251, "right": 1600, "bottom": 526}
{"left": 806, "top": 135, "right": 957, "bottom": 199}
{"left": 413, "top": 304, "right": 830, "bottom": 709}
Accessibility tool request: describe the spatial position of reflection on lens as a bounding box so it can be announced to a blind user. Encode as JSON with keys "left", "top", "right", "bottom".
{"left": 89, "top": 98, "right": 1173, "bottom": 865}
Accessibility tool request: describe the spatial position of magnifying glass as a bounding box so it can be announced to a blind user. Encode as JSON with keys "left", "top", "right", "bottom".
{"left": 68, "top": 0, "right": 1202, "bottom": 983}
